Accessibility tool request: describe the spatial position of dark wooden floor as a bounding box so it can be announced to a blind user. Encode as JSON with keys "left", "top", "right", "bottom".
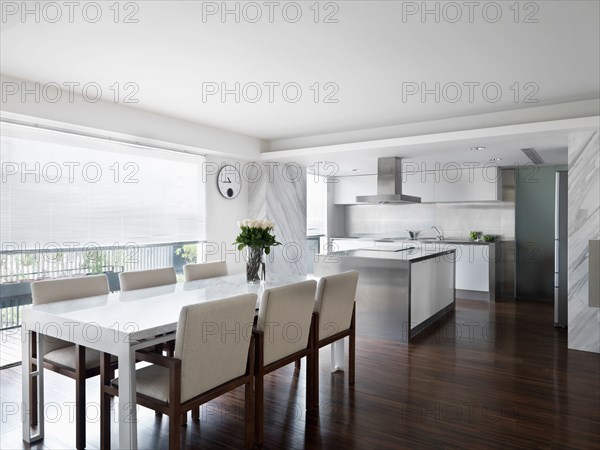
{"left": 1, "top": 298, "right": 599, "bottom": 449}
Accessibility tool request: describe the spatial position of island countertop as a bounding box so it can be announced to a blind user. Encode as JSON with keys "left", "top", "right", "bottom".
{"left": 322, "top": 247, "right": 456, "bottom": 263}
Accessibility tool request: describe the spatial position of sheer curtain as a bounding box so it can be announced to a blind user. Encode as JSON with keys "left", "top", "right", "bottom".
{"left": 0, "top": 122, "right": 206, "bottom": 249}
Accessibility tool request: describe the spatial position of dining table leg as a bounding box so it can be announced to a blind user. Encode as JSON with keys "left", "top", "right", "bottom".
{"left": 117, "top": 345, "right": 138, "bottom": 450}
{"left": 22, "top": 328, "right": 44, "bottom": 443}
{"left": 331, "top": 339, "right": 345, "bottom": 372}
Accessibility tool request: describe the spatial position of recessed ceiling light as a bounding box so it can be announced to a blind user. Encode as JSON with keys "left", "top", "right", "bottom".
{"left": 470, "top": 146, "right": 486, "bottom": 151}
{"left": 489, "top": 158, "right": 502, "bottom": 162}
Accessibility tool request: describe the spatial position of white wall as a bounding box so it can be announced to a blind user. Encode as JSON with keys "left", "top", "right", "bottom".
{"left": 203, "top": 156, "right": 249, "bottom": 275}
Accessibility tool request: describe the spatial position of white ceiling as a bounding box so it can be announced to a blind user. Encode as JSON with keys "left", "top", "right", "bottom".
{"left": 1, "top": 0, "right": 599, "bottom": 144}
{"left": 263, "top": 129, "right": 572, "bottom": 176}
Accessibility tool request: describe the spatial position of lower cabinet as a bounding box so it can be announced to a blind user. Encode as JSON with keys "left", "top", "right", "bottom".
{"left": 420, "top": 243, "right": 495, "bottom": 299}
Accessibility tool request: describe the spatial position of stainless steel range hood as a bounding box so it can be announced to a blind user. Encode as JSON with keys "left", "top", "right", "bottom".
{"left": 356, "top": 157, "right": 421, "bottom": 204}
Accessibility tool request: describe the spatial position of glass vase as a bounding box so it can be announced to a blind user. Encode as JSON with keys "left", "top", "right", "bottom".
{"left": 246, "top": 247, "right": 263, "bottom": 284}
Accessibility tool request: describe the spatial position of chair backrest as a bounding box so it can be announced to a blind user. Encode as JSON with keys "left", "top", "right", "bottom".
{"left": 314, "top": 271, "right": 359, "bottom": 341}
{"left": 31, "top": 274, "right": 109, "bottom": 305}
{"left": 183, "top": 261, "right": 228, "bottom": 282}
{"left": 118, "top": 267, "right": 177, "bottom": 292}
{"left": 256, "top": 280, "right": 317, "bottom": 366}
{"left": 174, "top": 294, "right": 257, "bottom": 402}
{"left": 31, "top": 274, "right": 110, "bottom": 353}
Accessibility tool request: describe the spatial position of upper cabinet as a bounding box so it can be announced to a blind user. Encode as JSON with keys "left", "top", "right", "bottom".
{"left": 434, "top": 166, "right": 502, "bottom": 202}
{"left": 333, "top": 167, "right": 502, "bottom": 204}
{"left": 333, "top": 175, "right": 377, "bottom": 204}
{"left": 402, "top": 171, "right": 436, "bottom": 202}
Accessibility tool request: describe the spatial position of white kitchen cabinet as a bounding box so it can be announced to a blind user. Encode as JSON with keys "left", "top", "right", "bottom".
{"left": 333, "top": 167, "right": 501, "bottom": 204}
{"left": 433, "top": 167, "right": 501, "bottom": 202}
{"left": 402, "top": 171, "right": 436, "bottom": 202}
{"left": 418, "top": 242, "right": 496, "bottom": 299}
{"left": 333, "top": 175, "right": 377, "bottom": 204}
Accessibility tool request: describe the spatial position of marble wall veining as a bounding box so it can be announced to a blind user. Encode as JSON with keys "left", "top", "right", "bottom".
{"left": 568, "top": 130, "right": 600, "bottom": 354}
{"left": 248, "top": 163, "right": 307, "bottom": 277}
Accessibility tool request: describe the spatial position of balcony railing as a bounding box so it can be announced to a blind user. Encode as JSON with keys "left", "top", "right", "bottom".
{"left": 0, "top": 241, "right": 199, "bottom": 368}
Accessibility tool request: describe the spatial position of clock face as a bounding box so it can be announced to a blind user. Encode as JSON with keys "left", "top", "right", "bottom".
{"left": 217, "top": 165, "right": 242, "bottom": 199}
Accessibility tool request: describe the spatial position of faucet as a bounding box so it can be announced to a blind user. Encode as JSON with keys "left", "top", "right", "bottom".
{"left": 431, "top": 226, "right": 444, "bottom": 240}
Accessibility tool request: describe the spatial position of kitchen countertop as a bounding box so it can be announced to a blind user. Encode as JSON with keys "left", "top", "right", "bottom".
{"left": 322, "top": 247, "right": 456, "bottom": 263}
{"left": 330, "top": 236, "right": 496, "bottom": 246}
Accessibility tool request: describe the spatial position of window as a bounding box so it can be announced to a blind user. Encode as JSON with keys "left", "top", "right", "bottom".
{"left": 0, "top": 122, "right": 206, "bottom": 249}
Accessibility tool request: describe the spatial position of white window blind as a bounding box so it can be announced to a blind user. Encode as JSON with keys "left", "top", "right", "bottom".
{"left": 0, "top": 122, "right": 206, "bottom": 249}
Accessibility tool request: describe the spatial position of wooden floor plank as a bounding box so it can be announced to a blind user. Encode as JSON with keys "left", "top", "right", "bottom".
{"left": 1, "top": 298, "right": 599, "bottom": 449}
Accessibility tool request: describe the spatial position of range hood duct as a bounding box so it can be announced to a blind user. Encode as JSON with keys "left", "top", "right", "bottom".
{"left": 356, "top": 157, "right": 421, "bottom": 204}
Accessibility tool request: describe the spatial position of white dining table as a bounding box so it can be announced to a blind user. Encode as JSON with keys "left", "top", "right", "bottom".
{"left": 21, "top": 272, "right": 345, "bottom": 449}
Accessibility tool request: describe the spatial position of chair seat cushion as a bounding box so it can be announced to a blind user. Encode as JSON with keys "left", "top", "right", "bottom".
{"left": 112, "top": 365, "right": 170, "bottom": 403}
{"left": 44, "top": 345, "right": 117, "bottom": 370}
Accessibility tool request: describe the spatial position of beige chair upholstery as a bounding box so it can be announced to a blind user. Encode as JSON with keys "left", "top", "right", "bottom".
{"left": 119, "top": 267, "right": 177, "bottom": 292}
{"left": 310, "top": 271, "right": 359, "bottom": 412}
{"left": 105, "top": 294, "right": 257, "bottom": 450}
{"left": 256, "top": 280, "right": 317, "bottom": 366}
{"left": 29, "top": 274, "right": 111, "bottom": 449}
{"left": 254, "top": 279, "right": 317, "bottom": 446}
{"left": 31, "top": 274, "right": 110, "bottom": 354}
{"left": 175, "top": 294, "right": 256, "bottom": 402}
{"left": 31, "top": 274, "right": 109, "bottom": 305}
{"left": 183, "top": 261, "right": 228, "bottom": 282}
{"left": 314, "top": 271, "right": 359, "bottom": 341}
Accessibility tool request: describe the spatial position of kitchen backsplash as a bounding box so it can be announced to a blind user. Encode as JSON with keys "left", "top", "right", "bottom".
{"left": 344, "top": 168, "right": 516, "bottom": 241}
{"left": 344, "top": 201, "right": 515, "bottom": 241}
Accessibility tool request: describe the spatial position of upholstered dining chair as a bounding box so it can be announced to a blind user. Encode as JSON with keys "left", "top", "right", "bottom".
{"left": 253, "top": 280, "right": 318, "bottom": 447}
{"left": 118, "top": 267, "right": 177, "bottom": 292}
{"left": 183, "top": 261, "right": 228, "bottom": 282}
{"left": 29, "top": 274, "right": 115, "bottom": 450}
{"left": 312, "top": 271, "right": 359, "bottom": 406}
{"left": 182, "top": 260, "right": 228, "bottom": 421}
{"left": 118, "top": 266, "right": 179, "bottom": 371}
{"left": 100, "top": 294, "right": 257, "bottom": 450}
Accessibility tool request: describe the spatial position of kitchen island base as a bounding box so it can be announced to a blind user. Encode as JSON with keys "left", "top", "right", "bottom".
{"left": 315, "top": 248, "right": 455, "bottom": 343}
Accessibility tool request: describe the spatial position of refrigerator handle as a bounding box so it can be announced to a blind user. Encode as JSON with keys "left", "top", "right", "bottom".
{"left": 555, "top": 240, "right": 560, "bottom": 275}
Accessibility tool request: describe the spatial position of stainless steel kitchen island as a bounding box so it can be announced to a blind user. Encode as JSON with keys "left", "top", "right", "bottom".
{"left": 314, "top": 246, "right": 456, "bottom": 342}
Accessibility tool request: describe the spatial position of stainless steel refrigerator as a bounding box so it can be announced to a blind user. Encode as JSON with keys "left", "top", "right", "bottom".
{"left": 554, "top": 171, "right": 568, "bottom": 327}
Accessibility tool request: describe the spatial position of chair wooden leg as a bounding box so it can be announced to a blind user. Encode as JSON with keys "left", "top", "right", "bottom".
{"left": 192, "top": 406, "right": 200, "bottom": 420}
{"left": 245, "top": 380, "right": 253, "bottom": 449}
{"left": 306, "top": 353, "right": 314, "bottom": 410}
{"left": 311, "top": 345, "right": 319, "bottom": 410}
{"left": 349, "top": 332, "right": 355, "bottom": 385}
{"left": 100, "top": 352, "right": 112, "bottom": 450}
{"left": 245, "top": 336, "right": 255, "bottom": 449}
{"left": 295, "top": 359, "right": 301, "bottom": 370}
{"left": 255, "top": 333, "right": 264, "bottom": 447}
{"left": 349, "top": 308, "right": 356, "bottom": 385}
{"left": 255, "top": 372, "right": 263, "bottom": 448}
{"left": 169, "top": 412, "right": 181, "bottom": 450}
{"left": 75, "top": 345, "right": 86, "bottom": 450}
{"left": 181, "top": 411, "right": 187, "bottom": 426}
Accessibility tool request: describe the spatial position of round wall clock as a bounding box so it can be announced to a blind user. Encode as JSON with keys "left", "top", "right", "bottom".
{"left": 217, "top": 165, "right": 242, "bottom": 199}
